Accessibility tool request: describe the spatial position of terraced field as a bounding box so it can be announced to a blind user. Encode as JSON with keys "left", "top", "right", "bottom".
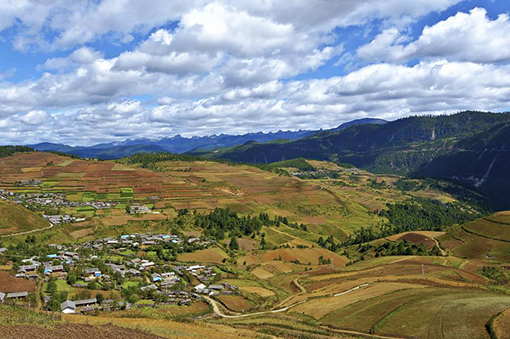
{"left": 1, "top": 152, "right": 508, "bottom": 339}
{"left": 214, "top": 254, "right": 510, "bottom": 339}
{"left": 438, "top": 213, "right": 510, "bottom": 261}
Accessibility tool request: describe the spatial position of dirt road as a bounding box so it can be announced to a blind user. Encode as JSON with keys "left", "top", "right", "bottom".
{"left": 0, "top": 223, "right": 53, "bottom": 238}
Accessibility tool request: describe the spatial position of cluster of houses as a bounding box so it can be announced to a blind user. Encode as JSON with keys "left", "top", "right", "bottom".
{"left": 15, "top": 180, "right": 42, "bottom": 187}
{"left": 0, "top": 189, "right": 115, "bottom": 210}
{"left": 77, "top": 233, "right": 214, "bottom": 252}
{"left": 61, "top": 298, "right": 99, "bottom": 314}
{"left": 43, "top": 214, "right": 85, "bottom": 225}
{"left": 1, "top": 234, "right": 237, "bottom": 314}
{"left": 291, "top": 166, "right": 362, "bottom": 179}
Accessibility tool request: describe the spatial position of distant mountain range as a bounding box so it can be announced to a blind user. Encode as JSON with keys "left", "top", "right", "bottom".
{"left": 24, "top": 112, "right": 510, "bottom": 208}
{"left": 29, "top": 118, "right": 388, "bottom": 159}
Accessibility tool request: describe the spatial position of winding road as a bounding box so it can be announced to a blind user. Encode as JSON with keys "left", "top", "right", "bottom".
{"left": 203, "top": 282, "right": 368, "bottom": 319}
{"left": 203, "top": 282, "right": 406, "bottom": 339}
{"left": 431, "top": 235, "right": 447, "bottom": 256}
{"left": 0, "top": 223, "right": 53, "bottom": 238}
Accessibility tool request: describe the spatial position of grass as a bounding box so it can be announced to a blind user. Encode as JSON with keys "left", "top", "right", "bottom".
{"left": 81, "top": 192, "right": 97, "bottom": 202}
{"left": 122, "top": 281, "right": 139, "bottom": 289}
{"left": 0, "top": 199, "right": 49, "bottom": 234}
{"left": 119, "top": 249, "right": 135, "bottom": 256}
{"left": 177, "top": 247, "right": 228, "bottom": 264}
{"left": 0, "top": 305, "right": 60, "bottom": 327}
{"left": 107, "top": 301, "right": 211, "bottom": 320}
{"left": 55, "top": 280, "right": 74, "bottom": 293}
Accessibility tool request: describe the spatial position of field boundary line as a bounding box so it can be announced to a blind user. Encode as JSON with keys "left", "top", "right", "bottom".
{"left": 461, "top": 225, "right": 510, "bottom": 243}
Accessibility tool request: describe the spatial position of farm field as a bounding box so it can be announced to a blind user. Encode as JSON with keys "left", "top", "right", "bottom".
{"left": 0, "top": 151, "right": 509, "bottom": 339}
{"left": 177, "top": 247, "right": 229, "bottom": 263}
{"left": 0, "top": 323, "right": 167, "bottom": 339}
{"left": 0, "top": 152, "right": 474, "bottom": 245}
{"left": 0, "top": 271, "right": 36, "bottom": 293}
{"left": 438, "top": 214, "right": 510, "bottom": 261}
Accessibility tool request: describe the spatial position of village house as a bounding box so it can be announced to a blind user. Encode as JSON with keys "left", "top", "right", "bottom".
{"left": 129, "top": 204, "right": 151, "bottom": 214}
{"left": 61, "top": 300, "right": 76, "bottom": 314}
{"left": 83, "top": 267, "right": 101, "bottom": 279}
{"left": 6, "top": 292, "right": 29, "bottom": 300}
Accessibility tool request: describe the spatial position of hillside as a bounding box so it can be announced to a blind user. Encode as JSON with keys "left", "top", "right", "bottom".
{"left": 0, "top": 151, "right": 508, "bottom": 339}
{"left": 0, "top": 199, "right": 49, "bottom": 235}
{"left": 211, "top": 111, "right": 510, "bottom": 208}
{"left": 0, "top": 151, "right": 483, "bottom": 245}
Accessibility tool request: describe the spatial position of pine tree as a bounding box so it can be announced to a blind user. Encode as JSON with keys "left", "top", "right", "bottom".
{"left": 229, "top": 237, "right": 239, "bottom": 251}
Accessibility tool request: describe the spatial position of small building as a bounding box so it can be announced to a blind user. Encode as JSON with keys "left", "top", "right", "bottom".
{"left": 128, "top": 268, "right": 141, "bottom": 276}
{"left": 152, "top": 273, "right": 162, "bottom": 282}
{"left": 178, "top": 298, "right": 192, "bottom": 306}
{"left": 194, "top": 283, "right": 206, "bottom": 293}
{"left": 61, "top": 300, "right": 76, "bottom": 314}
{"left": 140, "top": 284, "right": 158, "bottom": 292}
{"left": 81, "top": 306, "right": 95, "bottom": 314}
{"left": 6, "top": 292, "right": 29, "bottom": 299}
{"left": 74, "top": 298, "right": 97, "bottom": 307}
{"left": 0, "top": 292, "right": 5, "bottom": 303}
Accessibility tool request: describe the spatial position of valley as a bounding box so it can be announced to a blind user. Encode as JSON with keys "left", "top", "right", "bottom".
{"left": 0, "top": 149, "right": 508, "bottom": 338}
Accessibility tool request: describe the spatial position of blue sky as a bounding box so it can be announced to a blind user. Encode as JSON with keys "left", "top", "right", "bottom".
{"left": 0, "top": 0, "right": 509, "bottom": 145}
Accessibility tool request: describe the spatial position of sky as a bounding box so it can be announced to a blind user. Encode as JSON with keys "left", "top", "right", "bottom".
{"left": 0, "top": 0, "right": 510, "bottom": 146}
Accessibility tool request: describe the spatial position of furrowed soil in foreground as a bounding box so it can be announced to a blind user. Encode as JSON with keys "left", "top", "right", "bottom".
{"left": 0, "top": 323, "right": 166, "bottom": 339}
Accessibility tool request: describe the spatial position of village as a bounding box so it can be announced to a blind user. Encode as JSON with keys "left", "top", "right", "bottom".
{"left": 0, "top": 232, "right": 237, "bottom": 315}
{"left": 0, "top": 188, "right": 157, "bottom": 224}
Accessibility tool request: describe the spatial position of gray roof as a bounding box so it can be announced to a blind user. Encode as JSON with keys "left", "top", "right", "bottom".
{"left": 61, "top": 300, "right": 76, "bottom": 310}
{"left": 0, "top": 292, "right": 5, "bottom": 301}
{"left": 6, "top": 291, "right": 29, "bottom": 298}
{"left": 74, "top": 298, "right": 97, "bottom": 306}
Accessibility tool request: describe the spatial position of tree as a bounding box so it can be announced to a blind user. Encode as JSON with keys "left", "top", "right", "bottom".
{"left": 260, "top": 237, "right": 267, "bottom": 250}
{"left": 67, "top": 272, "right": 77, "bottom": 285}
{"left": 47, "top": 280, "right": 57, "bottom": 294}
{"left": 96, "top": 293, "right": 104, "bottom": 305}
{"left": 88, "top": 281, "right": 98, "bottom": 290}
{"left": 229, "top": 237, "right": 239, "bottom": 251}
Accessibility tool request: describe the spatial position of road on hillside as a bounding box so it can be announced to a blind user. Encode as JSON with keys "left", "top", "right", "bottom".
{"left": 203, "top": 283, "right": 406, "bottom": 339}
{"left": 0, "top": 223, "right": 53, "bottom": 238}
{"left": 431, "top": 235, "right": 447, "bottom": 256}
{"left": 203, "top": 283, "right": 367, "bottom": 319}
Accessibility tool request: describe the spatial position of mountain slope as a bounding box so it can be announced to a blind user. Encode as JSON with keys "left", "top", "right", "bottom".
{"left": 414, "top": 123, "right": 510, "bottom": 209}
{"left": 213, "top": 111, "right": 510, "bottom": 208}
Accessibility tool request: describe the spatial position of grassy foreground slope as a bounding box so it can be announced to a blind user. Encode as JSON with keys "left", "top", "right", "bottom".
{"left": 0, "top": 305, "right": 275, "bottom": 339}
{"left": 0, "top": 199, "right": 49, "bottom": 235}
